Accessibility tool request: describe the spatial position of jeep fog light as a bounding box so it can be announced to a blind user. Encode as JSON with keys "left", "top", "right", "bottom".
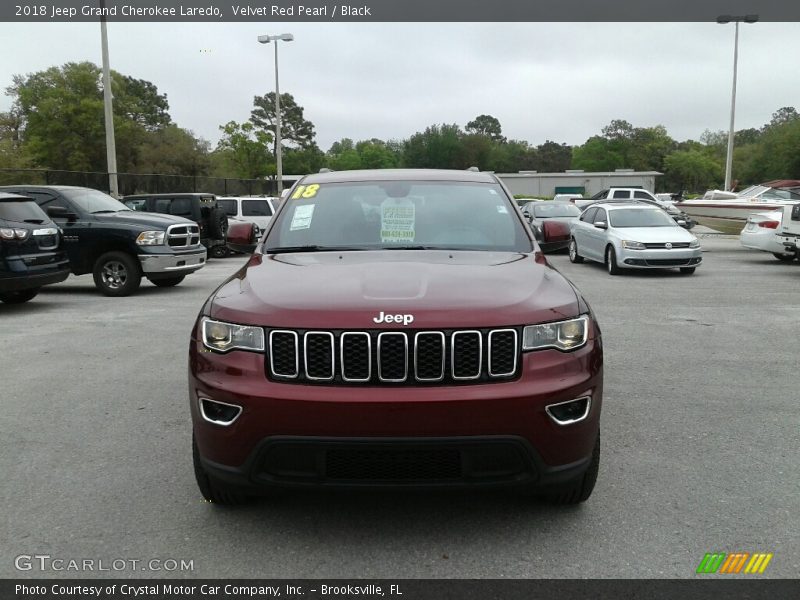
{"left": 199, "top": 398, "right": 242, "bottom": 426}
{"left": 545, "top": 397, "right": 591, "bottom": 425}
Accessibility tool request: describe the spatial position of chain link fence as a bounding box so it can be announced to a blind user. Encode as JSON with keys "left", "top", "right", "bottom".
{"left": 0, "top": 169, "right": 278, "bottom": 197}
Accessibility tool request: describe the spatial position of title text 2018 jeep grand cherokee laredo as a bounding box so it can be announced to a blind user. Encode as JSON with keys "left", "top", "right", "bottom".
{"left": 189, "top": 169, "right": 603, "bottom": 505}
{"left": 0, "top": 185, "right": 207, "bottom": 296}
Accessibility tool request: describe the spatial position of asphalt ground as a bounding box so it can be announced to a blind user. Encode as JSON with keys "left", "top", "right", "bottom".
{"left": 1, "top": 238, "right": 798, "bottom": 579}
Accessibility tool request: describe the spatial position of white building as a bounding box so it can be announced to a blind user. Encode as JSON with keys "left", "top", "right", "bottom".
{"left": 496, "top": 169, "right": 662, "bottom": 198}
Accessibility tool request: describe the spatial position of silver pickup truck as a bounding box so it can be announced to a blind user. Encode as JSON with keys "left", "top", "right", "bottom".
{"left": 778, "top": 203, "right": 800, "bottom": 256}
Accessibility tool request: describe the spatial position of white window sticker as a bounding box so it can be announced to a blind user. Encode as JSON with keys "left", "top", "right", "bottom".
{"left": 380, "top": 200, "right": 416, "bottom": 243}
{"left": 290, "top": 204, "right": 315, "bottom": 231}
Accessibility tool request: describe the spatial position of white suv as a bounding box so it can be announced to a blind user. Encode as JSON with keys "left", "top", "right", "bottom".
{"left": 216, "top": 196, "right": 277, "bottom": 236}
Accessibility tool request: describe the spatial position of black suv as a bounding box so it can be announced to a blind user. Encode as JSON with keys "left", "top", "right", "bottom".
{"left": 0, "top": 192, "right": 70, "bottom": 303}
{"left": 0, "top": 186, "right": 207, "bottom": 296}
{"left": 123, "top": 193, "right": 229, "bottom": 258}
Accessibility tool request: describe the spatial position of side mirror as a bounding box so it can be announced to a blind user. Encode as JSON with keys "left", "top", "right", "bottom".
{"left": 541, "top": 220, "right": 571, "bottom": 244}
{"left": 46, "top": 206, "right": 77, "bottom": 220}
{"left": 594, "top": 221, "right": 608, "bottom": 230}
{"left": 226, "top": 221, "right": 259, "bottom": 254}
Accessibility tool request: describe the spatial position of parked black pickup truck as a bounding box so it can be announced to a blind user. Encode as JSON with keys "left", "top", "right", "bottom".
{"left": 0, "top": 185, "right": 207, "bottom": 296}
{"left": 0, "top": 192, "right": 70, "bottom": 303}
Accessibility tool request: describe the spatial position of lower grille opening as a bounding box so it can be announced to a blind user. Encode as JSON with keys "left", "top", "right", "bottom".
{"left": 199, "top": 398, "right": 242, "bottom": 426}
{"left": 545, "top": 397, "right": 591, "bottom": 425}
{"left": 326, "top": 448, "right": 462, "bottom": 481}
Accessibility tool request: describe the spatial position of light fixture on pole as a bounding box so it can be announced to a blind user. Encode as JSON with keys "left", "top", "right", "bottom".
{"left": 257, "top": 33, "right": 294, "bottom": 194}
{"left": 716, "top": 14, "right": 758, "bottom": 192}
{"left": 99, "top": 0, "right": 118, "bottom": 197}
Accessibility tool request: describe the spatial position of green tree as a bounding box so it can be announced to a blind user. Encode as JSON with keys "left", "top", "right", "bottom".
{"left": 135, "top": 125, "right": 210, "bottom": 176}
{"left": 7, "top": 61, "right": 172, "bottom": 172}
{"left": 663, "top": 149, "right": 723, "bottom": 192}
{"left": 282, "top": 144, "right": 326, "bottom": 174}
{"left": 250, "top": 92, "right": 316, "bottom": 157}
{"left": 535, "top": 140, "right": 571, "bottom": 172}
{"left": 403, "top": 124, "right": 466, "bottom": 169}
{"left": 215, "top": 120, "right": 272, "bottom": 179}
{"left": 465, "top": 114, "right": 504, "bottom": 141}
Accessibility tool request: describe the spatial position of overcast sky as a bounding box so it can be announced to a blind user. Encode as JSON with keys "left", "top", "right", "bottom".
{"left": 1, "top": 22, "right": 798, "bottom": 151}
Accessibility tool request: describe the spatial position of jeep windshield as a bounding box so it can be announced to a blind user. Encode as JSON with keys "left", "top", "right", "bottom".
{"left": 61, "top": 188, "right": 131, "bottom": 213}
{"left": 265, "top": 181, "right": 532, "bottom": 253}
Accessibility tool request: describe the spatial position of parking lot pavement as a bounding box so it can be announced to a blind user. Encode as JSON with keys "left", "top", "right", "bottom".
{"left": 2, "top": 241, "right": 798, "bottom": 579}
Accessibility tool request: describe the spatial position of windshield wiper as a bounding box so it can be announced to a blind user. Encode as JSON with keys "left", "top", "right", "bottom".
{"left": 265, "top": 245, "right": 367, "bottom": 254}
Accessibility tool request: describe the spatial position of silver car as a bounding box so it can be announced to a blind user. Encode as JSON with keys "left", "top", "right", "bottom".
{"left": 569, "top": 202, "right": 702, "bottom": 275}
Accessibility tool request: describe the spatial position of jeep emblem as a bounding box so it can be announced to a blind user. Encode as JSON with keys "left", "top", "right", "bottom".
{"left": 373, "top": 311, "right": 414, "bottom": 326}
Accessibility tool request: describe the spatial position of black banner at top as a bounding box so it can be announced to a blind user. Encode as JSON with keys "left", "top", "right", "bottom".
{"left": 2, "top": 0, "right": 799, "bottom": 22}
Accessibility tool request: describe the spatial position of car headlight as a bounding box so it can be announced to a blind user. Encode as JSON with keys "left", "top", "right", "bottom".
{"left": 0, "top": 228, "right": 30, "bottom": 240}
{"left": 201, "top": 318, "right": 264, "bottom": 353}
{"left": 621, "top": 240, "right": 646, "bottom": 250}
{"left": 136, "top": 231, "right": 166, "bottom": 246}
{"left": 523, "top": 315, "right": 589, "bottom": 352}
{"left": 689, "top": 239, "right": 700, "bottom": 248}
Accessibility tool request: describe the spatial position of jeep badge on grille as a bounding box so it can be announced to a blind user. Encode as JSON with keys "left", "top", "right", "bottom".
{"left": 373, "top": 312, "right": 414, "bottom": 325}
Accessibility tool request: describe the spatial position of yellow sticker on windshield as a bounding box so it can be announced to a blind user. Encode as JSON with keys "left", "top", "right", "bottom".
{"left": 291, "top": 184, "right": 320, "bottom": 199}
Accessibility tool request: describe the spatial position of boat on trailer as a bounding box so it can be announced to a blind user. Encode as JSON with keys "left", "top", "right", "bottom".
{"left": 677, "top": 185, "right": 800, "bottom": 234}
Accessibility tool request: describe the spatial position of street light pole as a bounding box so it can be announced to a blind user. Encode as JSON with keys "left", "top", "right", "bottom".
{"left": 99, "top": 0, "right": 118, "bottom": 197}
{"left": 717, "top": 14, "right": 758, "bottom": 192}
{"left": 258, "top": 33, "right": 294, "bottom": 194}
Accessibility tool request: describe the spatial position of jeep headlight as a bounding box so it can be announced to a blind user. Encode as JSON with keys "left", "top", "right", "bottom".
{"left": 201, "top": 318, "right": 264, "bottom": 353}
{"left": 523, "top": 315, "right": 589, "bottom": 351}
{"left": 136, "top": 231, "right": 166, "bottom": 246}
{"left": 621, "top": 240, "right": 646, "bottom": 250}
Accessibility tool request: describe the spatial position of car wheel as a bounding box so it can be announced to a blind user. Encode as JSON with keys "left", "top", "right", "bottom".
{"left": 92, "top": 251, "right": 142, "bottom": 297}
{"left": 680, "top": 267, "right": 696, "bottom": 275}
{"left": 606, "top": 246, "right": 622, "bottom": 275}
{"left": 148, "top": 275, "right": 186, "bottom": 287}
{"left": 0, "top": 288, "right": 40, "bottom": 304}
{"left": 192, "top": 433, "right": 249, "bottom": 506}
{"left": 568, "top": 238, "right": 584, "bottom": 263}
{"left": 772, "top": 253, "right": 796, "bottom": 262}
{"left": 544, "top": 432, "right": 600, "bottom": 505}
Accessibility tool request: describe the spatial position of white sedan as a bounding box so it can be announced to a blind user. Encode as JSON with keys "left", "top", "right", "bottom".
{"left": 739, "top": 210, "right": 797, "bottom": 261}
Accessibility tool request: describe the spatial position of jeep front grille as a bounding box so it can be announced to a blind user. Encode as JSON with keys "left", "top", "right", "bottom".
{"left": 166, "top": 224, "right": 200, "bottom": 247}
{"left": 265, "top": 328, "right": 520, "bottom": 385}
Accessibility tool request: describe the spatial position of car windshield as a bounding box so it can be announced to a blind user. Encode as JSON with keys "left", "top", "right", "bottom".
{"left": 533, "top": 204, "right": 581, "bottom": 218}
{"left": 0, "top": 199, "right": 48, "bottom": 223}
{"left": 217, "top": 199, "right": 238, "bottom": 217}
{"left": 609, "top": 208, "right": 676, "bottom": 228}
{"left": 62, "top": 188, "right": 130, "bottom": 213}
{"left": 265, "top": 180, "right": 532, "bottom": 253}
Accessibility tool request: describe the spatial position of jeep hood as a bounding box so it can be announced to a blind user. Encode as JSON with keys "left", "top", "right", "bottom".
{"left": 209, "top": 250, "right": 580, "bottom": 329}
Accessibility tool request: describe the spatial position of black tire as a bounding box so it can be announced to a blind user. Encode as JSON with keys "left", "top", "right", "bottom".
{"left": 606, "top": 246, "right": 622, "bottom": 275}
{"left": 192, "top": 434, "right": 249, "bottom": 506}
{"left": 148, "top": 275, "right": 185, "bottom": 287}
{"left": 680, "top": 267, "right": 696, "bottom": 275}
{"left": 773, "top": 252, "right": 795, "bottom": 262}
{"left": 92, "top": 251, "right": 142, "bottom": 297}
{"left": 209, "top": 245, "right": 229, "bottom": 259}
{"left": 0, "top": 288, "right": 40, "bottom": 304}
{"left": 568, "top": 238, "right": 584, "bottom": 263}
{"left": 545, "top": 432, "right": 600, "bottom": 505}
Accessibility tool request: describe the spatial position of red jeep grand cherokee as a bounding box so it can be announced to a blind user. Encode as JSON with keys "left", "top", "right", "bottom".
{"left": 189, "top": 169, "right": 603, "bottom": 505}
